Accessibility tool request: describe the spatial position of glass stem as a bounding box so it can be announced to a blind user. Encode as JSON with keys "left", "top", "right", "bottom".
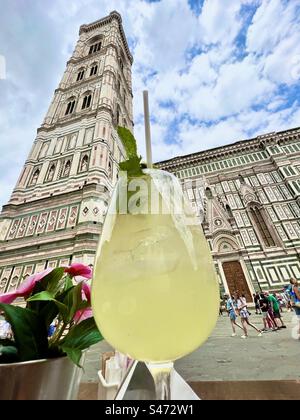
{"left": 147, "top": 362, "right": 174, "bottom": 400}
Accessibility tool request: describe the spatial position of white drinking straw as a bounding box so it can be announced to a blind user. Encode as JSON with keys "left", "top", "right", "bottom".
{"left": 143, "top": 90, "right": 153, "bottom": 169}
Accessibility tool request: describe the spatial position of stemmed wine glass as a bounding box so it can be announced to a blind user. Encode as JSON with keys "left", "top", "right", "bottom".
{"left": 92, "top": 91, "right": 219, "bottom": 400}
{"left": 91, "top": 166, "right": 219, "bottom": 399}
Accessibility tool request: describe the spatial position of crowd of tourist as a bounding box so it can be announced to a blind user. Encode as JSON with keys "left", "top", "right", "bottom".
{"left": 223, "top": 278, "right": 300, "bottom": 339}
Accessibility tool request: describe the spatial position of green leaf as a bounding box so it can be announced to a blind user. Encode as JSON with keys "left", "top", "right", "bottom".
{"left": 39, "top": 287, "right": 72, "bottom": 329}
{"left": 64, "top": 275, "right": 74, "bottom": 292}
{"left": 119, "top": 156, "right": 144, "bottom": 177}
{"left": 40, "top": 267, "right": 65, "bottom": 294}
{"left": 68, "top": 282, "right": 84, "bottom": 322}
{"left": 117, "top": 126, "right": 138, "bottom": 158}
{"left": 0, "top": 303, "right": 49, "bottom": 362}
{"left": 0, "top": 340, "right": 19, "bottom": 363}
{"left": 60, "top": 347, "right": 83, "bottom": 367}
{"left": 60, "top": 318, "right": 103, "bottom": 366}
{"left": 27, "top": 267, "right": 65, "bottom": 314}
{"left": 27, "top": 291, "right": 69, "bottom": 320}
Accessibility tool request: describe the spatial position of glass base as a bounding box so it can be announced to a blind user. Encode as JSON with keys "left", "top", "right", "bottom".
{"left": 115, "top": 361, "right": 200, "bottom": 400}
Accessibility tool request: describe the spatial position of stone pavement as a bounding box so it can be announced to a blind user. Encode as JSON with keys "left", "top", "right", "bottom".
{"left": 82, "top": 311, "right": 300, "bottom": 383}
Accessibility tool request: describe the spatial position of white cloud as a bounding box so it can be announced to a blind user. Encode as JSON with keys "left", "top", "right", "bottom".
{"left": 199, "top": 0, "right": 243, "bottom": 46}
{"left": 1, "top": 0, "right": 300, "bottom": 209}
{"left": 246, "top": 0, "right": 299, "bottom": 55}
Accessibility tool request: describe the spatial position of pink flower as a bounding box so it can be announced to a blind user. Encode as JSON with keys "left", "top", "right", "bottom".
{"left": 64, "top": 263, "right": 92, "bottom": 280}
{"left": 82, "top": 282, "right": 91, "bottom": 303}
{"left": 0, "top": 268, "right": 52, "bottom": 304}
{"left": 74, "top": 308, "right": 93, "bottom": 324}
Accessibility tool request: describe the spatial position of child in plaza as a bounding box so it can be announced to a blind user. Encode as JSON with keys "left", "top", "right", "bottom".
{"left": 235, "top": 292, "right": 262, "bottom": 339}
{"left": 225, "top": 295, "right": 243, "bottom": 337}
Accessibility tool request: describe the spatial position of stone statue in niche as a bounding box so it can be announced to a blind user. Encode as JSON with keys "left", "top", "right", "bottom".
{"left": 31, "top": 169, "right": 40, "bottom": 185}
{"left": 80, "top": 155, "right": 89, "bottom": 172}
{"left": 47, "top": 165, "right": 56, "bottom": 182}
{"left": 63, "top": 161, "right": 71, "bottom": 177}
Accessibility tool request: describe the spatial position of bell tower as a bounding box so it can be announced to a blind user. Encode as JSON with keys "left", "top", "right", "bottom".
{"left": 0, "top": 11, "right": 133, "bottom": 294}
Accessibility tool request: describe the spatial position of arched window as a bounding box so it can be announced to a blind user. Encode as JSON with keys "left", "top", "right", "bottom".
{"left": 31, "top": 169, "right": 40, "bottom": 186}
{"left": 90, "top": 64, "right": 98, "bottom": 77}
{"left": 88, "top": 42, "right": 101, "bottom": 55}
{"left": 250, "top": 207, "right": 275, "bottom": 247}
{"left": 80, "top": 155, "right": 89, "bottom": 172}
{"left": 82, "top": 93, "right": 92, "bottom": 110}
{"left": 108, "top": 161, "right": 112, "bottom": 176}
{"left": 65, "top": 98, "right": 76, "bottom": 115}
{"left": 76, "top": 69, "right": 85, "bottom": 82}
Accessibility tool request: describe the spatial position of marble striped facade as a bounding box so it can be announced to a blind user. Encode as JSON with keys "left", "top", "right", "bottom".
{"left": 157, "top": 128, "right": 300, "bottom": 295}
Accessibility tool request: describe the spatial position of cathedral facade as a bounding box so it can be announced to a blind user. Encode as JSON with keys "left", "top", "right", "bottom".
{"left": 0, "top": 12, "right": 299, "bottom": 301}
{"left": 157, "top": 129, "right": 300, "bottom": 299}
{"left": 0, "top": 12, "right": 133, "bottom": 295}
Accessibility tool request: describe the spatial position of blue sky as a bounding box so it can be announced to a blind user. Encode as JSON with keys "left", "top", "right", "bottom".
{"left": 0, "top": 0, "right": 300, "bottom": 208}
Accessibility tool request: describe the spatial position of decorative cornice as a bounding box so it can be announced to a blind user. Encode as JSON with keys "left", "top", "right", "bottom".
{"left": 79, "top": 11, "right": 133, "bottom": 64}
{"left": 156, "top": 126, "right": 300, "bottom": 170}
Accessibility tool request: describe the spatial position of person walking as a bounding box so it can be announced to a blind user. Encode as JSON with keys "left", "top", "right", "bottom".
{"left": 253, "top": 293, "right": 262, "bottom": 315}
{"left": 225, "top": 295, "right": 243, "bottom": 337}
{"left": 235, "top": 292, "right": 262, "bottom": 339}
{"left": 259, "top": 293, "right": 276, "bottom": 332}
{"left": 290, "top": 278, "right": 300, "bottom": 339}
{"left": 265, "top": 292, "right": 286, "bottom": 329}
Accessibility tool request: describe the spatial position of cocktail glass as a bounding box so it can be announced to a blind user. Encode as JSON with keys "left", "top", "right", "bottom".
{"left": 92, "top": 168, "right": 219, "bottom": 399}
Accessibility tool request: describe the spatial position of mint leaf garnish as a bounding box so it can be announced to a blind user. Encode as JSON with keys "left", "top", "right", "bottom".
{"left": 117, "top": 126, "right": 144, "bottom": 177}
{"left": 119, "top": 156, "right": 144, "bottom": 177}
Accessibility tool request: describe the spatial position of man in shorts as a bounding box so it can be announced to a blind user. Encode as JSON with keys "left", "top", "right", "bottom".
{"left": 265, "top": 292, "right": 286, "bottom": 329}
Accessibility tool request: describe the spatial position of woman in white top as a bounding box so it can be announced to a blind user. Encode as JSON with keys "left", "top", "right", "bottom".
{"left": 235, "top": 292, "right": 262, "bottom": 339}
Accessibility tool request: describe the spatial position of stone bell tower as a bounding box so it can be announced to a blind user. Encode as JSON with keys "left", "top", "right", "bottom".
{"left": 0, "top": 11, "right": 133, "bottom": 294}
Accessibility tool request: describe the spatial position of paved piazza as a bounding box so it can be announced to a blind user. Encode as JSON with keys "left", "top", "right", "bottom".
{"left": 82, "top": 311, "right": 300, "bottom": 383}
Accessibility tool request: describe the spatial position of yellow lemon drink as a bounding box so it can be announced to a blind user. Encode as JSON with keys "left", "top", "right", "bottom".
{"left": 92, "top": 173, "right": 219, "bottom": 363}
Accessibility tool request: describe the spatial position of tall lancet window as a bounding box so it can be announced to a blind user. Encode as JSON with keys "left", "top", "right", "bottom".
{"left": 65, "top": 98, "right": 76, "bottom": 115}
{"left": 82, "top": 93, "right": 92, "bottom": 110}
{"left": 90, "top": 63, "right": 98, "bottom": 77}
{"left": 76, "top": 69, "right": 85, "bottom": 82}
{"left": 250, "top": 206, "right": 275, "bottom": 247}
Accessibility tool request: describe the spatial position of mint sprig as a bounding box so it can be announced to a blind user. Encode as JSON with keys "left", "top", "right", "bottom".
{"left": 117, "top": 126, "right": 144, "bottom": 177}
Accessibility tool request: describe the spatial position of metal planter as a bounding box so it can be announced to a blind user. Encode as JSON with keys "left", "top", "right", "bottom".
{"left": 0, "top": 356, "right": 84, "bottom": 400}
